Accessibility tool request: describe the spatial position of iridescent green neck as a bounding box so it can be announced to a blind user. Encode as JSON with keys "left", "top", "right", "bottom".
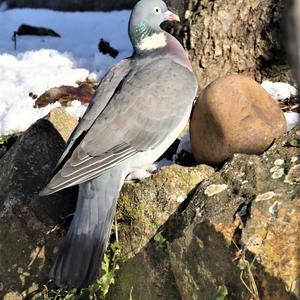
{"left": 130, "top": 21, "right": 156, "bottom": 46}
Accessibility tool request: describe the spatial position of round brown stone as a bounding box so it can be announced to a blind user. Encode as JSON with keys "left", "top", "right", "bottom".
{"left": 190, "top": 74, "right": 287, "bottom": 165}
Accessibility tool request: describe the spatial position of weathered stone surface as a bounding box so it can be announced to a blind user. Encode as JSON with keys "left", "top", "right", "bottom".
{"left": 107, "top": 127, "right": 299, "bottom": 300}
{"left": 0, "top": 119, "right": 77, "bottom": 299}
{"left": 242, "top": 167, "right": 300, "bottom": 297}
{"left": 190, "top": 75, "right": 287, "bottom": 165}
{"left": 0, "top": 116, "right": 213, "bottom": 298}
{"left": 46, "top": 107, "right": 78, "bottom": 142}
{"left": 117, "top": 164, "right": 215, "bottom": 259}
{"left": 0, "top": 115, "right": 298, "bottom": 299}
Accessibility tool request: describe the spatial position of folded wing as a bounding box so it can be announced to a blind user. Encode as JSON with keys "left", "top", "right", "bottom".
{"left": 41, "top": 57, "right": 197, "bottom": 195}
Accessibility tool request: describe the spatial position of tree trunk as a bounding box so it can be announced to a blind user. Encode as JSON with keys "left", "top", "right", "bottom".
{"left": 285, "top": 0, "right": 300, "bottom": 89}
{"left": 168, "top": 0, "right": 294, "bottom": 90}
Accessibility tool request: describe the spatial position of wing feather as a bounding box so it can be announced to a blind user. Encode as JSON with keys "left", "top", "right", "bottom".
{"left": 53, "top": 59, "right": 132, "bottom": 169}
{"left": 41, "top": 57, "right": 197, "bottom": 196}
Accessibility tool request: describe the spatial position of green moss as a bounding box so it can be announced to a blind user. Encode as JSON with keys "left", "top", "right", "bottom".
{"left": 257, "top": 227, "right": 268, "bottom": 238}
{"left": 39, "top": 241, "right": 121, "bottom": 300}
{"left": 0, "top": 135, "right": 12, "bottom": 145}
{"left": 262, "top": 247, "right": 278, "bottom": 274}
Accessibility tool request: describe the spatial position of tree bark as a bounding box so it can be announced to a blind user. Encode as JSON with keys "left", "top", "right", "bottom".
{"left": 285, "top": 0, "right": 300, "bottom": 89}
{"left": 168, "top": 0, "right": 294, "bottom": 90}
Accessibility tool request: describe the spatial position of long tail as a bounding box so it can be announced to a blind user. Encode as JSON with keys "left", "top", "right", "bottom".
{"left": 50, "top": 168, "right": 124, "bottom": 288}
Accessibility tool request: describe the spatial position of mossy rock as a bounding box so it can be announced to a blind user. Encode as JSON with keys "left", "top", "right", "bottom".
{"left": 117, "top": 164, "right": 215, "bottom": 259}
{"left": 108, "top": 127, "right": 299, "bottom": 300}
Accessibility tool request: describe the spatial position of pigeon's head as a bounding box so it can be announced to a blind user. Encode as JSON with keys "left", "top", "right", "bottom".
{"left": 129, "top": 0, "right": 180, "bottom": 53}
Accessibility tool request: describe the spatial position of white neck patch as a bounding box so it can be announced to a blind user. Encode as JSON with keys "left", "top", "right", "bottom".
{"left": 136, "top": 32, "right": 167, "bottom": 51}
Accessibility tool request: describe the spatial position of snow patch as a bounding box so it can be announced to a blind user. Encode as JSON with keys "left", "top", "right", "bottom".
{"left": 284, "top": 112, "right": 300, "bottom": 131}
{"left": 66, "top": 100, "right": 87, "bottom": 119}
{"left": 176, "top": 132, "right": 192, "bottom": 155}
{"left": 261, "top": 81, "right": 298, "bottom": 101}
{"left": 0, "top": 50, "right": 92, "bottom": 135}
{"left": 0, "top": 8, "right": 132, "bottom": 135}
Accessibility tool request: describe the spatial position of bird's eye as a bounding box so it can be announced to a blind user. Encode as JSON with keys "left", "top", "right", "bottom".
{"left": 153, "top": 6, "right": 161, "bottom": 14}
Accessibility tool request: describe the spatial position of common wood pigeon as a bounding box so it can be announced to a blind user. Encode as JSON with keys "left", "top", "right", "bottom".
{"left": 40, "top": 0, "right": 198, "bottom": 287}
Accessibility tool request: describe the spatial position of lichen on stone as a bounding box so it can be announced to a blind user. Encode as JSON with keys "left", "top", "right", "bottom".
{"left": 255, "top": 191, "right": 277, "bottom": 202}
{"left": 204, "top": 184, "right": 228, "bottom": 197}
{"left": 290, "top": 156, "right": 298, "bottom": 163}
{"left": 274, "top": 158, "right": 285, "bottom": 166}
{"left": 271, "top": 167, "right": 284, "bottom": 179}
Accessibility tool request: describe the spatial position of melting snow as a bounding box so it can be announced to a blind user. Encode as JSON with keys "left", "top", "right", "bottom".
{"left": 0, "top": 8, "right": 131, "bottom": 135}
{"left": 261, "top": 81, "right": 299, "bottom": 130}
{"left": 176, "top": 132, "right": 192, "bottom": 154}
{"left": 284, "top": 112, "right": 300, "bottom": 131}
{"left": 261, "top": 80, "right": 298, "bottom": 101}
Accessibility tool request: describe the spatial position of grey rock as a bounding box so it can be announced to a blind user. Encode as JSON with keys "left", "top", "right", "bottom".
{"left": 0, "top": 119, "right": 77, "bottom": 299}
{"left": 107, "top": 127, "right": 299, "bottom": 300}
